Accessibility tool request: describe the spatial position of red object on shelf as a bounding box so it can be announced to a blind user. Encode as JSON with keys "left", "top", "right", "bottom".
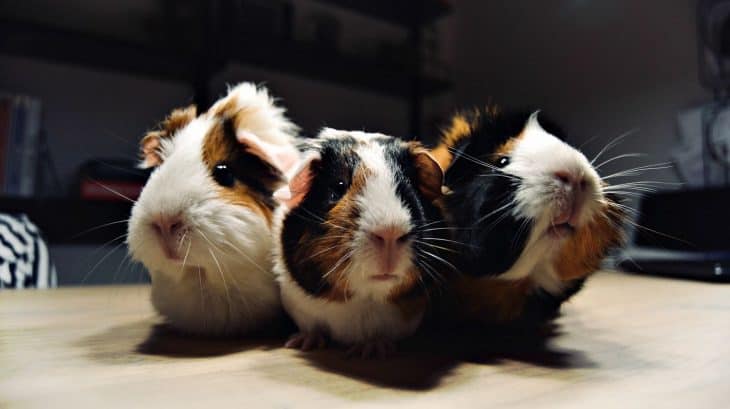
{"left": 79, "top": 179, "right": 143, "bottom": 202}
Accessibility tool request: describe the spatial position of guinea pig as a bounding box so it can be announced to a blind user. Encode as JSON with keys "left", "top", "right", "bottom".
{"left": 127, "top": 83, "right": 300, "bottom": 335}
{"left": 272, "top": 129, "right": 448, "bottom": 357}
{"left": 431, "top": 107, "right": 626, "bottom": 327}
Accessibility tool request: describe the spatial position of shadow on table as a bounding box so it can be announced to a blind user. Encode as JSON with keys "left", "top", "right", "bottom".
{"left": 79, "top": 318, "right": 293, "bottom": 363}
{"left": 135, "top": 323, "right": 287, "bottom": 357}
{"left": 287, "top": 321, "right": 594, "bottom": 391}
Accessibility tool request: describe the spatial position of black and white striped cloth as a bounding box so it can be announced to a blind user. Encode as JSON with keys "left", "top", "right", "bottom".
{"left": 0, "top": 213, "right": 56, "bottom": 289}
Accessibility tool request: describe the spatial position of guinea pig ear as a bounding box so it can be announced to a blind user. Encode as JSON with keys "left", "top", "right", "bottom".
{"left": 524, "top": 110, "right": 544, "bottom": 133}
{"left": 273, "top": 151, "right": 321, "bottom": 208}
{"left": 236, "top": 130, "right": 300, "bottom": 174}
{"left": 410, "top": 146, "right": 445, "bottom": 202}
{"left": 139, "top": 105, "right": 197, "bottom": 168}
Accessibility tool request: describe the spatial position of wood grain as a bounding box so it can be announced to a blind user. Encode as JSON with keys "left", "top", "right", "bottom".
{"left": 1, "top": 271, "right": 728, "bottom": 408}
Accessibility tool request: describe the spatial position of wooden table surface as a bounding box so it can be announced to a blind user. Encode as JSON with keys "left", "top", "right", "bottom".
{"left": 1, "top": 271, "right": 728, "bottom": 408}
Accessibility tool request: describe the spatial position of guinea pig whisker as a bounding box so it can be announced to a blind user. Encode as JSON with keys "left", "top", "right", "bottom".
{"left": 604, "top": 181, "right": 682, "bottom": 191}
{"left": 594, "top": 153, "right": 647, "bottom": 170}
{"left": 449, "top": 148, "right": 519, "bottom": 178}
{"left": 623, "top": 218, "right": 696, "bottom": 249}
{"left": 82, "top": 239, "right": 128, "bottom": 284}
{"left": 474, "top": 200, "right": 514, "bottom": 225}
{"left": 419, "top": 236, "right": 476, "bottom": 249}
{"left": 590, "top": 129, "right": 637, "bottom": 166}
{"left": 600, "top": 162, "right": 673, "bottom": 180}
{"left": 208, "top": 247, "right": 233, "bottom": 320}
{"left": 70, "top": 218, "right": 131, "bottom": 241}
{"left": 87, "top": 179, "right": 137, "bottom": 203}
{"left": 321, "top": 248, "right": 355, "bottom": 280}
{"left": 300, "top": 241, "right": 351, "bottom": 263}
{"left": 511, "top": 218, "right": 532, "bottom": 251}
{"left": 216, "top": 237, "right": 270, "bottom": 276}
{"left": 178, "top": 240, "right": 192, "bottom": 276}
{"left": 414, "top": 258, "right": 445, "bottom": 287}
{"left": 416, "top": 248, "right": 458, "bottom": 273}
{"left": 294, "top": 208, "right": 351, "bottom": 232}
{"left": 417, "top": 219, "right": 448, "bottom": 230}
{"left": 413, "top": 239, "right": 459, "bottom": 254}
{"left": 601, "top": 190, "right": 645, "bottom": 199}
{"left": 480, "top": 211, "right": 513, "bottom": 237}
{"left": 418, "top": 226, "right": 475, "bottom": 233}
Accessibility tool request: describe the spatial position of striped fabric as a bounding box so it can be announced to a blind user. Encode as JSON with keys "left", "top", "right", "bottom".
{"left": 0, "top": 213, "right": 56, "bottom": 289}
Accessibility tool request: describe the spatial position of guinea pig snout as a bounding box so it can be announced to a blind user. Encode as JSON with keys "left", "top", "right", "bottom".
{"left": 551, "top": 170, "right": 588, "bottom": 226}
{"left": 367, "top": 226, "right": 410, "bottom": 276}
{"left": 150, "top": 214, "right": 187, "bottom": 260}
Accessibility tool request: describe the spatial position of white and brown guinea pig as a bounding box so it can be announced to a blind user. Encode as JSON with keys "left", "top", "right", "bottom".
{"left": 272, "top": 129, "right": 448, "bottom": 357}
{"left": 127, "top": 83, "right": 300, "bottom": 335}
{"left": 431, "top": 108, "right": 626, "bottom": 327}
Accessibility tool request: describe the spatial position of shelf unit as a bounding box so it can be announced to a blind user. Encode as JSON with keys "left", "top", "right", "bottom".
{"left": 0, "top": 1, "right": 452, "bottom": 244}
{"left": 0, "top": 0, "right": 451, "bottom": 135}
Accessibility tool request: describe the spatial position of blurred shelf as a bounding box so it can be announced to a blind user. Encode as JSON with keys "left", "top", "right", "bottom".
{"left": 0, "top": 20, "right": 198, "bottom": 83}
{"left": 0, "top": 198, "right": 133, "bottom": 245}
{"left": 234, "top": 38, "right": 451, "bottom": 98}
{"left": 314, "top": 0, "right": 452, "bottom": 27}
{"left": 0, "top": 18, "right": 450, "bottom": 99}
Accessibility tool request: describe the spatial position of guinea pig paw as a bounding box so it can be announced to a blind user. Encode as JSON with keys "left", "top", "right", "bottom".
{"left": 284, "top": 332, "right": 327, "bottom": 351}
{"left": 346, "top": 340, "right": 396, "bottom": 360}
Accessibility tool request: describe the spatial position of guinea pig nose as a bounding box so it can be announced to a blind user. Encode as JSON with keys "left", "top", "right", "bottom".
{"left": 554, "top": 171, "right": 587, "bottom": 191}
{"left": 152, "top": 215, "right": 185, "bottom": 236}
{"left": 368, "top": 226, "right": 409, "bottom": 247}
{"left": 554, "top": 170, "right": 573, "bottom": 185}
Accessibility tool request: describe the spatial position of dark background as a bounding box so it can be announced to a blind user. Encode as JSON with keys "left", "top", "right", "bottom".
{"left": 0, "top": 0, "right": 706, "bottom": 284}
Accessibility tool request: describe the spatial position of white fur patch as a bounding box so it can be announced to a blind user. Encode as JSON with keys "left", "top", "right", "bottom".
{"left": 272, "top": 131, "right": 425, "bottom": 345}
{"left": 127, "top": 83, "right": 298, "bottom": 334}
{"left": 496, "top": 113, "right": 604, "bottom": 294}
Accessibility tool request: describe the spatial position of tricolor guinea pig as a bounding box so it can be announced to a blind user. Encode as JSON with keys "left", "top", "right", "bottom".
{"left": 127, "top": 83, "right": 300, "bottom": 335}
{"left": 272, "top": 129, "right": 448, "bottom": 357}
{"left": 431, "top": 108, "right": 626, "bottom": 326}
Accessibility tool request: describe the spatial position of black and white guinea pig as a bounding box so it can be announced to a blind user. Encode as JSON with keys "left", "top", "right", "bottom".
{"left": 272, "top": 129, "right": 448, "bottom": 357}
{"left": 127, "top": 83, "right": 300, "bottom": 335}
{"left": 431, "top": 108, "right": 626, "bottom": 326}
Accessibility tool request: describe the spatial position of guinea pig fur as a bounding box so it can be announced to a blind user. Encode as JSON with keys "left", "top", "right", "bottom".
{"left": 272, "top": 129, "right": 449, "bottom": 356}
{"left": 127, "top": 83, "right": 300, "bottom": 335}
{"left": 432, "top": 108, "right": 626, "bottom": 326}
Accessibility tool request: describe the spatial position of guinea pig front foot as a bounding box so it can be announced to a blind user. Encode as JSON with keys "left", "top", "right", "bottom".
{"left": 284, "top": 331, "right": 327, "bottom": 351}
{"left": 346, "top": 339, "right": 396, "bottom": 360}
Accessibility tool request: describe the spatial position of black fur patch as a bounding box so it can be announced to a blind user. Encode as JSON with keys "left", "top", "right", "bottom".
{"left": 444, "top": 111, "right": 537, "bottom": 277}
{"left": 208, "top": 118, "right": 284, "bottom": 210}
{"left": 281, "top": 136, "right": 449, "bottom": 298}
{"left": 281, "top": 136, "right": 359, "bottom": 296}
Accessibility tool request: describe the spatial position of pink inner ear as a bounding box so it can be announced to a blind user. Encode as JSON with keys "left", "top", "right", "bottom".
{"left": 237, "top": 130, "right": 300, "bottom": 174}
{"left": 275, "top": 152, "right": 320, "bottom": 208}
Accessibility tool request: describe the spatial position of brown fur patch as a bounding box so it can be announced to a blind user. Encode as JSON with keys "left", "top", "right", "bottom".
{"left": 409, "top": 142, "right": 445, "bottom": 202}
{"left": 494, "top": 133, "right": 522, "bottom": 157}
{"left": 140, "top": 105, "right": 197, "bottom": 167}
{"left": 201, "top": 119, "right": 283, "bottom": 225}
{"left": 553, "top": 200, "right": 626, "bottom": 281}
{"left": 447, "top": 275, "right": 532, "bottom": 325}
{"left": 309, "top": 166, "right": 370, "bottom": 302}
{"left": 431, "top": 111, "right": 480, "bottom": 171}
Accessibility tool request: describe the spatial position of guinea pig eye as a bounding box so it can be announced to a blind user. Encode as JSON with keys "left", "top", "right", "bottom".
{"left": 212, "top": 163, "right": 235, "bottom": 187}
{"left": 328, "top": 180, "right": 348, "bottom": 203}
{"left": 497, "top": 156, "right": 510, "bottom": 168}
